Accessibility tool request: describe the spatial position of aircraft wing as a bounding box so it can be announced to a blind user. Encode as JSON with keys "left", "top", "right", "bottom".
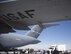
{"left": 0, "top": 17, "right": 30, "bottom": 34}
{"left": 0, "top": 0, "right": 17, "bottom": 3}
{"left": 1, "top": 17, "right": 30, "bottom": 30}
{"left": 0, "top": 0, "right": 71, "bottom": 33}
{"left": 0, "top": 0, "right": 71, "bottom": 25}
{"left": 0, "top": 18, "right": 15, "bottom": 34}
{"left": 5, "top": 21, "right": 30, "bottom": 30}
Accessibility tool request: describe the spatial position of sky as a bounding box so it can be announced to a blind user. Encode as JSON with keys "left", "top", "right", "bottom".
{"left": 16, "top": 20, "right": 71, "bottom": 50}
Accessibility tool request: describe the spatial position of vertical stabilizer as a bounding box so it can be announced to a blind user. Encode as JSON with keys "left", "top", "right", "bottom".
{"left": 25, "top": 23, "right": 59, "bottom": 38}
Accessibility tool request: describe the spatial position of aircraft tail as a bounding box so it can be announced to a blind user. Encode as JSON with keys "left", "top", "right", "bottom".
{"left": 25, "top": 23, "right": 59, "bottom": 38}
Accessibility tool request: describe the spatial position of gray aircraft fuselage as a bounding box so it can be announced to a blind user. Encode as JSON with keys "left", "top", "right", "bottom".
{"left": 0, "top": 33, "right": 40, "bottom": 50}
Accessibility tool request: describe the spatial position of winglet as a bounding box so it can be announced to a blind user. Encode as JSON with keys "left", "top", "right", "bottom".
{"left": 25, "top": 23, "right": 60, "bottom": 38}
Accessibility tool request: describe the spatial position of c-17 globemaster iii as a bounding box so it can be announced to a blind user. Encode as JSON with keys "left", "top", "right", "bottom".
{"left": 0, "top": 23, "right": 59, "bottom": 51}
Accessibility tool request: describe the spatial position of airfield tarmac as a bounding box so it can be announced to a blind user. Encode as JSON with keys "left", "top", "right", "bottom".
{"left": 0, "top": 52, "right": 42, "bottom": 54}
{"left": 0, "top": 51, "right": 47, "bottom": 54}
